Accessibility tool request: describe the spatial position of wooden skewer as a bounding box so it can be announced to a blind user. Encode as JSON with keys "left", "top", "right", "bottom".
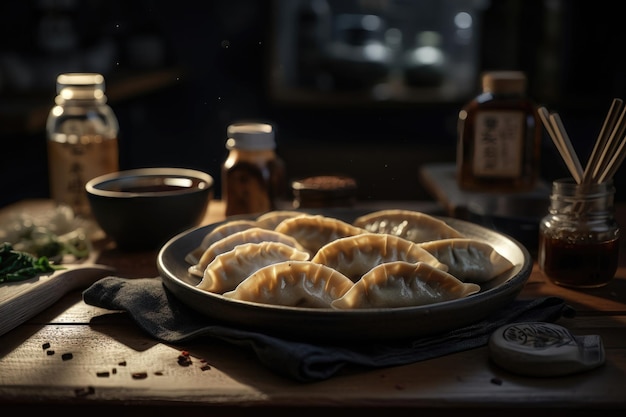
{"left": 582, "top": 98, "right": 624, "bottom": 184}
{"left": 538, "top": 107, "right": 580, "bottom": 182}
{"left": 592, "top": 103, "right": 626, "bottom": 182}
{"left": 549, "top": 113, "right": 584, "bottom": 183}
{"left": 598, "top": 133, "right": 626, "bottom": 183}
{"left": 538, "top": 107, "right": 563, "bottom": 153}
{"left": 540, "top": 99, "right": 626, "bottom": 187}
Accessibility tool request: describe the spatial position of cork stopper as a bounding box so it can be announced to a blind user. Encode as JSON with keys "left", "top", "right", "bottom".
{"left": 481, "top": 71, "right": 526, "bottom": 94}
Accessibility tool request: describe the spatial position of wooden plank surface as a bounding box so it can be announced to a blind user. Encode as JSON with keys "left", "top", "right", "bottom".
{"left": 1, "top": 296, "right": 625, "bottom": 411}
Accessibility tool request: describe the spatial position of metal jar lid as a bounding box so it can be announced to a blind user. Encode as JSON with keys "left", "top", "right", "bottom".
{"left": 226, "top": 122, "right": 275, "bottom": 150}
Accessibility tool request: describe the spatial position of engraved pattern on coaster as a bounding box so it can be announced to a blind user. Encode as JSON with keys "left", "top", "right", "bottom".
{"left": 501, "top": 322, "right": 576, "bottom": 350}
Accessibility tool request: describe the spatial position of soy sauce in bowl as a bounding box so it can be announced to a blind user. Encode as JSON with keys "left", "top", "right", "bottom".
{"left": 86, "top": 168, "right": 214, "bottom": 250}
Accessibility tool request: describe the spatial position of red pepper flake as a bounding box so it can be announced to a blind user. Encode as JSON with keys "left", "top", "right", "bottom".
{"left": 61, "top": 352, "right": 73, "bottom": 361}
{"left": 96, "top": 371, "right": 110, "bottom": 378}
{"left": 46, "top": 350, "right": 55, "bottom": 356}
{"left": 42, "top": 342, "right": 50, "bottom": 350}
{"left": 132, "top": 372, "right": 148, "bottom": 379}
{"left": 177, "top": 354, "right": 193, "bottom": 367}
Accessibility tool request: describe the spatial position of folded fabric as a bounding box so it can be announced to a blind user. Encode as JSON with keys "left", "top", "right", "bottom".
{"left": 83, "top": 276, "right": 574, "bottom": 382}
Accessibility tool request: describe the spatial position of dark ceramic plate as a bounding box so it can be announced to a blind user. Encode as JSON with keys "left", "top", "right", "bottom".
{"left": 157, "top": 210, "right": 532, "bottom": 342}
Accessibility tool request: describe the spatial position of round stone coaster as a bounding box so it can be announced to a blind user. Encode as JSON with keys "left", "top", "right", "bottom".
{"left": 488, "top": 322, "right": 605, "bottom": 377}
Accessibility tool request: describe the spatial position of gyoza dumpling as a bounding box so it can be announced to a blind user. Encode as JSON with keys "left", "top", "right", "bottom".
{"left": 331, "top": 261, "right": 481, "bottom": 309}
{"left": 418, "top": 238, "right": 514, "bottom": 283}
{"left": 188, "top": 227, "right": 303, "bottom": 277}
{"left": 312, "top": 233, "right": 448, "bottom": 282}
{"left": 185, "top": 219, "right": 258, "bottom": 265}
{"left": 255, "top": 210, "right": 304, "bottom": 230}
{"left": 275, "top": 214, "right": 365, "bottom": 255}
{"left": 222, "top": 260, "right": 354, "bottom": 308}
{"left": 353, "top": 209, "right": 464, "bottom": 243}
{"left": 197, "top": 242, "right": 310, "bottom": 294}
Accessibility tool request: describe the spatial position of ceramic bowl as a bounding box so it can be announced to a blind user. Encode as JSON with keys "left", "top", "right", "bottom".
{"left": 86, "top": 168, "right": 214, "bottom": 250}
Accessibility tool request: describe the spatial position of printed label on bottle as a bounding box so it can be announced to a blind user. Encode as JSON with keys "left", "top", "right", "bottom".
{"left": 472, "top": 111, "right": 524, "bottom": 178}
{"left": 48, "top": 136, "right": 119, "bottom": 216}
{"left": 224, "top": 163, "right": 271, "bottom": 216}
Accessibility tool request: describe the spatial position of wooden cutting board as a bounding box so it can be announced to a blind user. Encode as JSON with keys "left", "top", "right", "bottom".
{"left": 0, "top": 264, "right": 115, "bottom": 336}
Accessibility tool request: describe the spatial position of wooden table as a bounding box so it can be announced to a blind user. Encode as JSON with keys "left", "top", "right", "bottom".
{"left": 1, "top": 199, "right": 626, "bottom": 416}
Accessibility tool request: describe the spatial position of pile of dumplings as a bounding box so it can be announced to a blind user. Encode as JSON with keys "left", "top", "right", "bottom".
{"left": 184, "top": 209, "right": 515, "bottom": 310}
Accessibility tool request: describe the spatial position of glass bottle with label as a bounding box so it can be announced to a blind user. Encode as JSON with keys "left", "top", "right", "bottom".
{"left": 222, "top": 122, "right": 286, "bottom": 216}
{"left": 538, "top": 178, "right": 620, "bottom": 288}
{"left": 46, "top": 73, "right": 119, "bottom": 217}
{"left": 457, "top": 71, "right": 541, "bottom": 192}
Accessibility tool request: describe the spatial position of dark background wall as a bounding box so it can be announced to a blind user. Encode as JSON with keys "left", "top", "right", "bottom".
{"left": 2, "top": 0, "right": 626, "bottom": 207}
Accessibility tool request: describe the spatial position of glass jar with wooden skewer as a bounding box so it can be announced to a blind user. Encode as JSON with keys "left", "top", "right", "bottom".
{"left": 537, "top": 98, "right": 625, "bottom": 288}
{"left": 538, "top": 178, "right": 620, "bottom": 288}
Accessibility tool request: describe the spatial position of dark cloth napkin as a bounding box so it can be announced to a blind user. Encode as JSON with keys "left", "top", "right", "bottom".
{"left": 82, "top": 276, "right": 574, "bottom": 382}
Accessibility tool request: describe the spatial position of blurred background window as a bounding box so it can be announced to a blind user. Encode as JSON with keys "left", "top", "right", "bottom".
{"left": 1, "top": 0, "right": 625, "bottom": 206}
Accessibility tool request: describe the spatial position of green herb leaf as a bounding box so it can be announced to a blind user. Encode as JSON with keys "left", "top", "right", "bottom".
{"left": 0, "top": 242, "right": 62, "bottom": 284}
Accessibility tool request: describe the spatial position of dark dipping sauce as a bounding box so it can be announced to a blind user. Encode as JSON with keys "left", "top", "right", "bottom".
{"left": 538, "top": 235, "right": 619, "bottom": 288}
{"left": 121, "top": 184, "right": 188, "bottom": 193}
{"left": 108, "top": 178, "right": 207, "bottom": 194}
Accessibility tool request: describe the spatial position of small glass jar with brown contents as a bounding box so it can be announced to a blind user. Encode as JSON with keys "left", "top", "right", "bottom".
{"left": 538, "top": 178, "right": 620, "bottom": 288}
{"left": 291, "top": 175, "right": 357, "bottom": 209}
{"left": 221, "top": 122, "right": 286, "bottom": 216}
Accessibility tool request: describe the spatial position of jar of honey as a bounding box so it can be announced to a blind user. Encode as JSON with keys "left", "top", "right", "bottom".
{"left": 538, "top": 178, "right": 620, "bottom": 288}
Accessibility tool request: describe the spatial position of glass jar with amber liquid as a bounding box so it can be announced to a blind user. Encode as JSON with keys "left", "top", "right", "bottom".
{"left": 457, "top": 71, "right": 541, "bottom": 192}
{"left": 222, "top": 122, "right": 286, "bottom": 216}
{"left": 538, "top": 178, "right": 620, "bottom": 288}
{"left": 46, "top": 73, "right": 119, "bottom": 217}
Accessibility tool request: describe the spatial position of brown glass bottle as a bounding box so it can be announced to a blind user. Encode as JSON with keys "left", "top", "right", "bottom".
{"left": 222, "top": 122, "right": 286, "bottom": 216}
{"left": 457, "top": 71, "right": 541, "bottom": 192}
